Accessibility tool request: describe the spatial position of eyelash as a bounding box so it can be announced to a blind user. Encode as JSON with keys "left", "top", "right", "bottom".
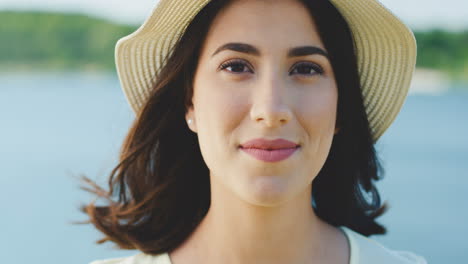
{"left": 219, "top": 59, "right": 324, "bottom": 76}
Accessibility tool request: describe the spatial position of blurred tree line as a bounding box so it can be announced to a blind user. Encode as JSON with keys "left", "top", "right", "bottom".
{"left": 0, "top": 11, "right": 134, "bottom": 70}
{"left": 0, "top": 11, "right": 467, "bottom": 79}
{"left": 415, "top": 30, "right": 468, "bottom": 79}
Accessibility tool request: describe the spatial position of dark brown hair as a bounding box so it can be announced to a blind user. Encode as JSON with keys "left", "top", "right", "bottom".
{"left": 80, "top": 0, "right": 388, "bottom": 254}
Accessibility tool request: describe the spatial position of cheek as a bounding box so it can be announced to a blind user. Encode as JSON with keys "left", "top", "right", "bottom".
{"left": 192, "top": 75, "right": 249, "bottom": 166}
{"left": 194, "top": 80, "right": 248, "bottom": 133}
{"left": 296, "top": 82, "right": 338, "bottom": 159}
{"left": 298, "top": 84, "right": 337, "bottom": 128}
{"left": 293, "top": 83, "right": 337, "bottom": 185}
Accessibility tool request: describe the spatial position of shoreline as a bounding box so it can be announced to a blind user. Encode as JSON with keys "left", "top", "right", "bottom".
{"left": 1, "top": 67, "right": 466, "bottom": 94}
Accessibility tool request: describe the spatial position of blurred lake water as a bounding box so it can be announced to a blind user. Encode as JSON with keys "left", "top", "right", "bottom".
{"left": 0, "top": 71, "right": 467, "bottom": 264}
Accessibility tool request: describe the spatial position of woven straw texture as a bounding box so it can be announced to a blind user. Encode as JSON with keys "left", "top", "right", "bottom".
{"left": 114, "top": 0, "right": 417, "bottom": 142}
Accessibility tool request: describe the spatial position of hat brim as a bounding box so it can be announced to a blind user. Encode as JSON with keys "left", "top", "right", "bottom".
{"left": 115, "top": 0, "right": 416, "bottom": 142}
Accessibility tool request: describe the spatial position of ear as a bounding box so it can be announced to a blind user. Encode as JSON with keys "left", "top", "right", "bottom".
{"left": 334, "top": 116, "right": 340, "bottom": 135}
{"left": 185, "top": 105, "right": 198, "bottom": 133}
{"left": 334, "top": 126, "right": 340, "bottom": 135}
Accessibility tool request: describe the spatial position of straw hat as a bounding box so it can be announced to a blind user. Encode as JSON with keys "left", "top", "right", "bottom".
{"left": 114, "top": 0, "right": 417, "bottom": 142}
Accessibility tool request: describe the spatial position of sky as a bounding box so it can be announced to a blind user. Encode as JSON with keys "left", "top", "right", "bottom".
{"left": 1, "top": 0, "right": 467, "bottom": 30}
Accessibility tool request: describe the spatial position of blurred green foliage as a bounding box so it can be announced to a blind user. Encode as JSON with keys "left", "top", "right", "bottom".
{"left": 0, "top": 11, "right": 467, "bottom": 79}
{"left": 415, "top": 30, "right": 468, "bottom": 79}
{"left": 0, "top": 11, "right": 135, "bottom": 71}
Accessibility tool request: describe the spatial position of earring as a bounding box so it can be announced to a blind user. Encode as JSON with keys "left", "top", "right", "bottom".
{"left": 187, "top": 119, "right": 193, "bottom": 125}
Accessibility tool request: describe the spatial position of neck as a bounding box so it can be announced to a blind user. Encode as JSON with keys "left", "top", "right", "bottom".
{"left": 171, "top": 177, "right": 335, "bottom": 264}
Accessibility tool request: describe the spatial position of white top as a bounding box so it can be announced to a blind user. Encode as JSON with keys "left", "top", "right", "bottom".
{"left": 89, "top": 226, "right": 427, "bottom": 264}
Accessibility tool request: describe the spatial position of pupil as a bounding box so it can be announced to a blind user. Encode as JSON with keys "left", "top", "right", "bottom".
{"left": 298, "top": 65, "right": 311, "bottom": 74}
{"left": 231, "top": 64, "right": 244, "bottom": 72}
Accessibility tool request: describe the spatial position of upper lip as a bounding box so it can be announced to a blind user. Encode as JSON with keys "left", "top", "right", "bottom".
{"left": 239, "top": 138, "right": 300, "bottom": 150}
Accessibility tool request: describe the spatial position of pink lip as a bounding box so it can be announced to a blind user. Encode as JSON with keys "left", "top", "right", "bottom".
{"left": 239, "top": 138, "right": 300, "bottom": 162}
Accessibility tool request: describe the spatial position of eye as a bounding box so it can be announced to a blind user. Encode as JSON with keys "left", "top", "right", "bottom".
{"left": 219, "top": 59, "right": 253, "bottom": 74}
{"left": 290, "top": 62, "right": 324, "bottom": 76}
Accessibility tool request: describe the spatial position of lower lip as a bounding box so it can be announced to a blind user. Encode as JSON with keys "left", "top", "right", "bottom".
{"left": 240, "top": 147, "right": 299, "bottom": 162}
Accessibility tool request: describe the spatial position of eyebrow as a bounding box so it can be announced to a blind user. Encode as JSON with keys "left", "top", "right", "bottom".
{"left": 211, "top": 42, "right": 329, "bottom": 58}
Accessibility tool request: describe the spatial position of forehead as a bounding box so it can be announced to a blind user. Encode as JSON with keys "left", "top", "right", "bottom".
{"left": 201, "top": 0, "right": 324, "bottom": 55}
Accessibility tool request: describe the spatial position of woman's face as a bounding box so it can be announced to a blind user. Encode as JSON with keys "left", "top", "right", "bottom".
{"left": 186, "top": 0, "right": 338, "bottom": 206}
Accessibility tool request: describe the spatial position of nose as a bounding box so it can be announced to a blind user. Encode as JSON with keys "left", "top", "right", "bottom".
{"left": 250, "top": 74, "right": 293, "bottom": 128}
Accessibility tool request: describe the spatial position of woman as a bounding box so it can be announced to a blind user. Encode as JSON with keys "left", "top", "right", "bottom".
{"left": 84, "top": 0, "right": 426, "bottom": 263}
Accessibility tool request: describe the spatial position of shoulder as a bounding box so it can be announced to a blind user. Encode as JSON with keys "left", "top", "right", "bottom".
{"left": 89, "top": 252, "right": 171, "bottom": 264}
{"left": 339, "top": 226, "right": 428, "bottom": 264}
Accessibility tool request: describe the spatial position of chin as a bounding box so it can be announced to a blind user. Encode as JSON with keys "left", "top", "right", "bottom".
{"left": 241, "top": 175, "right": 295, "bottom": 207}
